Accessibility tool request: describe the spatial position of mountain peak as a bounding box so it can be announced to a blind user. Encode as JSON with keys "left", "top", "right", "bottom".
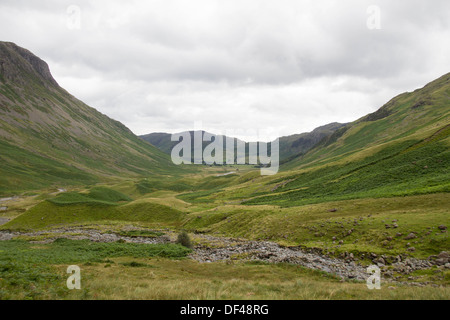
{"left": 0, "top": 41, "right": 59, "bottom": 87}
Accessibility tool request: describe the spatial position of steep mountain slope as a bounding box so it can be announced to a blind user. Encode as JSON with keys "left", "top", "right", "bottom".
{"left": 140, "top": 123, "right": 346, "bottom": 163}
{"left": 140, "top": 132, "right": 175, "bottom": 155}
{"left": 277, "top": 122, "right": 346, "bottom": 162}
{"left": 243, "top": 73, "right": 450, "bottom": 206}
{"left": 0, "top": 42, "right": 180, "bottom": 195}
{"left": 286, "top": 72, "right": 450, "bottom": 170}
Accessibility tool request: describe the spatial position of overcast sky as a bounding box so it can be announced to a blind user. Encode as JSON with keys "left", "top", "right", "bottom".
{"left": 1, "top": 0, "right": 450, "bottom": 140}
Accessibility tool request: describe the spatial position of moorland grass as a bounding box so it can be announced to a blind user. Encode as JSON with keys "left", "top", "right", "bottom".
{"left": 0, "top": 239, "right": 191, "bottom": 300}
{"left": 182, "top": 193, "right": 450, "bottom": 259}
{"left": 62, "top": 258, "right": 450, "bottom": 300}
{"left": 117, "top": 230, "right": 165, "bottom": 238}
{"left": 243, "top": 139, "right": 450, "bottom": 207}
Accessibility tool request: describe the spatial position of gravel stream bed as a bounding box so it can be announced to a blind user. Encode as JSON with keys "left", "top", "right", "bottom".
{"left": 0, "top": 229, "right": 447, "bottom": 285}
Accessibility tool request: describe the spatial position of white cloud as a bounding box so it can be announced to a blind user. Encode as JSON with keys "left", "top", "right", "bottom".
{"left": 1, "top": 0, "right": 450, "bottom": 139}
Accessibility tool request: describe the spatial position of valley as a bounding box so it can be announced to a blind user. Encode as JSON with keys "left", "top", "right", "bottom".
{"left": 0, "top": 41, "right": 448, "bottom": 300}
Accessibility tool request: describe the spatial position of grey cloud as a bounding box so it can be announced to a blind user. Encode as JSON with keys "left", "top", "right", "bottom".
{"left": 1, "top": 0, "right": 449, "bottom": 138}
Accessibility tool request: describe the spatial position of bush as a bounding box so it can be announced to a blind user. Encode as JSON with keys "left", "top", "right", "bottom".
{"left": 176, "top": 231, "right": 193, "bottom": 249}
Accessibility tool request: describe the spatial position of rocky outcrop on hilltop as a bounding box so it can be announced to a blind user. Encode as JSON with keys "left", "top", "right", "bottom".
{"left": 0, "top": 41, "right": 59, "bottom": 87}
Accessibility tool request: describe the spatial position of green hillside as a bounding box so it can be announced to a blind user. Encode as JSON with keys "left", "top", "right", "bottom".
{"left": 0, "top": 42, "right": 190, "bottom": 195}
{"left": 286, "top": 73, "right": 450, "bottom": 170}
{"left": 140, "top": 132, "right": 175, "bottom": 154}
{"left": 278, "top": 122, "right": 347, "bottom": 163}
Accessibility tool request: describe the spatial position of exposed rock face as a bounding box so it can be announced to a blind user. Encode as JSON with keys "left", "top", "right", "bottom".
{"left": 0, "top": 41, "right": 59, "bottom": 87}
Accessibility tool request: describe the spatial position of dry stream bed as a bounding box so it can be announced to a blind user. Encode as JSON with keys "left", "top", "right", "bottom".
{"left": 0, "top": 228, "right": 448, "bottom": 287}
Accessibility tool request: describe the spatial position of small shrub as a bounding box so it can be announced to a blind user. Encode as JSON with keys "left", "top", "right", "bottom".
{"left": 121, "top": 261, "right": 148, "bottom": 268}
{"left": 176, "top": 231, "right": 193, "bottom": 249}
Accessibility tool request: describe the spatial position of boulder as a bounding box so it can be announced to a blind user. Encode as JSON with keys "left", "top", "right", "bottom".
{"left": 404, "top": 233, "right": 417, "bottom": 240}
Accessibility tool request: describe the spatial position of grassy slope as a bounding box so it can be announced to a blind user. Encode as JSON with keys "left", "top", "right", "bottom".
{"left": 285, "top": 72, "right": 450, "bottom": 170}
{"left": 277, "top": 122, "right": 347, "bottom": 162}
{"left": 181, "top": 194, "right": 449, "bottom": 259}
{"left": 243, "top": 135, "right": 450, "bottom": 206}
{"left": 3, "top": 184, "right": 448, "bottom": 261}
{"left": 0, "top": 42, "right": 194, "bottom": 196}
{"left": 0, "top": 169, "right": 257, "bottom": 231}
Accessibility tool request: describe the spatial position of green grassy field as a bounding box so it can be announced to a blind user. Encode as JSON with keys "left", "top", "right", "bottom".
{"left": 184, "top": 194, "right": 449, "bottom": 258}
{"left": 0, "top": 239, "right": 448, "bottom": 300}
{"left": 1, "top": 169, "right": 448, "bottom": 300}
{"left": 54, "top": 258, "right": 450, "bottom": 300}
{"left": 2, "top": 187, "right": 448, "bottom": 262}
{"left": 0, "top": 239, "right": 191, "bottom": 300}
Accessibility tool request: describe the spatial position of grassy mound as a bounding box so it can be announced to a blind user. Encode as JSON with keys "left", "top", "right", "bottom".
{"left": 1, "top": 198, "right": 185, "bottom": 230}
{"left": 135, "top": 178, "right": 192, "bottom": 195}
{"left": 117, "top": 201, "right": 186, "bottom": 225}
{"left": 48, "top": 187, "right": 132, "bottom": 206}
{"left": 88, "top": 187, "right": 132, "bottom": 203}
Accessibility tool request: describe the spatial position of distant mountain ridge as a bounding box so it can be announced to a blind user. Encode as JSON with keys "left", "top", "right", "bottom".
{"left": 140, "top": 131, "right": 246, "bottom": 157}
{"left": 140, "top": 123, "right": 346, "bottom": 163}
